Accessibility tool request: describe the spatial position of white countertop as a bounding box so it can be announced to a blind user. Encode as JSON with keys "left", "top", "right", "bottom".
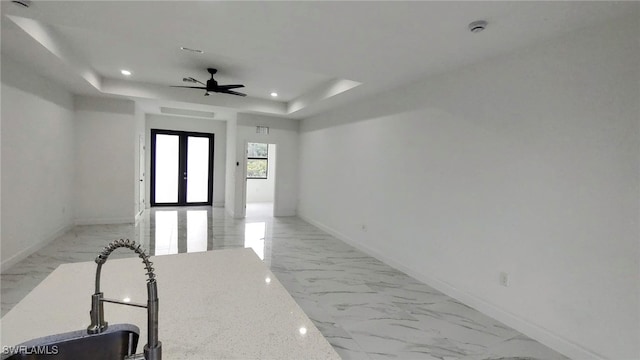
{"left": 1, "top": 248, "right": 340, "bottom": 359}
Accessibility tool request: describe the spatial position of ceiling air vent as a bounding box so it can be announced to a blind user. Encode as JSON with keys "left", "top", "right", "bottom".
{"left": 11, "top": 0, "right": 32, "bottom": 8}
{"left": 468, "top": 20, "right": 488, "bottom": 33}
{"left": 160, "top": 107, "right": 215, "bottom": 119}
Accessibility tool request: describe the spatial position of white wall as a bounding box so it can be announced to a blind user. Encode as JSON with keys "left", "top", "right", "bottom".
{"left": 298, "top": 15, "right": 639, "bottom": 360}
{"left": 74, "top": 96, "right": 136, "bottom": 224}
{"left": 1, "top": 56, "right": 75, "bottom": 269}
{"left": 246, "top": 143, "right": 276, "bottom": 203}
{"left": 225, "top": 117, "right": 238, "bottom": 217}
{"left": 236, "top": 113, "right": 298, "bottom": 217}
{"left": 145, "top": 114, "right": 227, "bottom": 207}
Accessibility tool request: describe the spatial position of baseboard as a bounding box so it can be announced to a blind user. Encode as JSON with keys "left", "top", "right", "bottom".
{"left": 1, "top": 223, "right": 74, "bottom": 273}
{"left": 213, "top": 201, "right": 225, "bottom": 208}
{"left": 297, "top": 211, "right": 606, "bottom": 360}
{"left": 74, "top": 217, "right": 133, "bottom": 225}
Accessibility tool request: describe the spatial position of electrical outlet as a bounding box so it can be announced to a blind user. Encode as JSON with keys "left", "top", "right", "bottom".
{"left": 500, "top": 272, "right": 510, "bottom": 287}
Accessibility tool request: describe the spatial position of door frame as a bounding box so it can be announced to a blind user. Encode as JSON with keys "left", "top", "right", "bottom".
{"left": 138, "top": 134, "right": 145, "bottom": 215}
{"left": 241, "top": 141, "right": 278, "bottom": 218}
{"left": 150, "top": 129, "right": 215, "bottom": 207}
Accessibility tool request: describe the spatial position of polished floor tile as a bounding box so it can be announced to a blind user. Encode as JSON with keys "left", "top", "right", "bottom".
{"left": 1, "top": 205, "right": 569, "bottom": 360}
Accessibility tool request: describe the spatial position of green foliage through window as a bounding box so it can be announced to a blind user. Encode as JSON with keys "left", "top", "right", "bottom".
{"left": 248, "top": 143, "right": 268, "bottom": 158}
{"left": 247, "top": 159, "right": 267, "bottom": 179}
{"left": 247, "top": 143, "right": 268, "bottom": 179}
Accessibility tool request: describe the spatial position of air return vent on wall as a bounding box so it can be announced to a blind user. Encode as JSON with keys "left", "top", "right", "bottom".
{"left": 256, "top": 126, "right": 269, "bottom": 135}
{"left": 160, "top": 107, "right": 215, "bottom": 119}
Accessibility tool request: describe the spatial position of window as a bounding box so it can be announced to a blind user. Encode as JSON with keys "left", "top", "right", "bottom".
{"left": 247, "top": 143, "right": 268, "bottom": 179}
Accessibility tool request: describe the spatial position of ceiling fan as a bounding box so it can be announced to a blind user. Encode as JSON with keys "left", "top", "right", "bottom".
{"left": 171, "top": 68, "right": 246, "bottom": 97}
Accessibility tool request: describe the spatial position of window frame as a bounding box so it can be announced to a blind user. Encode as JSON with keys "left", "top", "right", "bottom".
{"left": 246, "top": 143, "right": 268, "bottom": 180}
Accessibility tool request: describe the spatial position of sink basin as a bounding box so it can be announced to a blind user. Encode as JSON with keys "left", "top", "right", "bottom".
{"left": 2, "top": 324, "right": 139, "bottom": 360}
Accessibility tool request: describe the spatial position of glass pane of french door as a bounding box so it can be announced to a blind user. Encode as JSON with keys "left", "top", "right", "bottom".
{"left": 151, "top": 129, "right": 214, "bottom": 207}
{"left": 154, "top": 134, "right": 179, "bottom": 203}
{"left": 186, "top": 136, "right": 210, "bottom": 203}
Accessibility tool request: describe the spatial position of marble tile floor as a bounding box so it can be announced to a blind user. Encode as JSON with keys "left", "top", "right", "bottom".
{"left": 1, "top": 206, "right": 569, "bottom": 360}
{"left": 246, "top": 201, "right": 274, "bottom": 218}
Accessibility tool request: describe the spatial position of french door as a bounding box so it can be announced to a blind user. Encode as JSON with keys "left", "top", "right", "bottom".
{"left": 150, "top": 129, "right": 214, "bottom": 206}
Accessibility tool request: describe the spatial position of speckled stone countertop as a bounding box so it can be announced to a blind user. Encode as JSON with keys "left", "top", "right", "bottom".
{"left": 1, "top": 248, "right": 340, "bottom": 359}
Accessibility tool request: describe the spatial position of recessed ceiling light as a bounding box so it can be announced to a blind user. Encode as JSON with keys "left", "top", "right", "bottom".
{"left": 270, "top": 92, "right": 278, "bottom": 97}
{"left": 121, "top": 69, "right": 132, "bottom": 76}
{"left": 180, "top": 47, "right": 204, "bottom": 54}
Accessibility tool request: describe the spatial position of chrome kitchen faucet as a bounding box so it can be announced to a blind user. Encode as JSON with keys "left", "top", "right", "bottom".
{"left": 87, "top": 239, "right": 162, "bottom": 360}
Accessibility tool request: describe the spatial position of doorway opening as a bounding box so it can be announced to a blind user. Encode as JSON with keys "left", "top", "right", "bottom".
{"left": 150, "top": 129, "right": 214, "bottom": 207}
{"left": 244, "top": 142, "right": 276, "bottom": 218}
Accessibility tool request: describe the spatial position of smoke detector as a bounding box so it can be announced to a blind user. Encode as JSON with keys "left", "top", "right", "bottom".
{"left": 469, "top": 20, "right": 488, "bottom": 33}
{"left": 11, "top": 0, "right": 32, "bottom": 8}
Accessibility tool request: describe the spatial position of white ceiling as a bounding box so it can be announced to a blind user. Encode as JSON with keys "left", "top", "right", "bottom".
{"left": 1, "top": 1, "right": 637, "bottom": 120}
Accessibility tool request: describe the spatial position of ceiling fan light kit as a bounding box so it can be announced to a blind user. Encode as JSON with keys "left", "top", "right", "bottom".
{"left": 171, "top": 68, "right": 247, "bottom": 97}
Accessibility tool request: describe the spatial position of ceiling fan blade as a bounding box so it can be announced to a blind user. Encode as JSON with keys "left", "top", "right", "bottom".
{"left": 216, "top": 84, "right": 245, "bottom": 90}
{"left": 219, "top": 89, "right": 247, "bottom": 97}
{"left": 188, "top": 77, "right": 206, "bottom": 86}
{"left": 170, "top": 86, "right": 208, "bottom": 89}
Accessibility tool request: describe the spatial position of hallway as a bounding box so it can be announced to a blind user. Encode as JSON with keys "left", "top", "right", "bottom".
{"left": 1, "top": 207, "right": 567, "bottom": 360}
